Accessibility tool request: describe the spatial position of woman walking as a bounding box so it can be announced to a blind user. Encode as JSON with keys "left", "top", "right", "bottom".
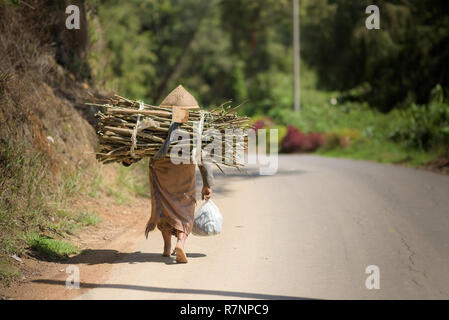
{"left": 123, "top": 86, "right": 214, "bottom": 263}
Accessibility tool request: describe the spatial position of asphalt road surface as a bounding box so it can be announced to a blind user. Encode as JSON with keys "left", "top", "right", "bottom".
{"left": 78, "top": 155, "right": 449, "bottom": 299}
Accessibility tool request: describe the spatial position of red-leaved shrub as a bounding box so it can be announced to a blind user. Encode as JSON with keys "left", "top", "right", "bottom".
{"left": 280, "top": 126, "right": 326, "bottom": 153}
{"left": 251, "top": 117, "right": 275, "bottom": 132}
{"left": 252, "top": 120, "right": 266, "bottom": 131}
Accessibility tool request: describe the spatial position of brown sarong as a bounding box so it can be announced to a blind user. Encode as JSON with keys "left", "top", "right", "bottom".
{"left": 145, "top": 158, "right": 196, "bottom": 238}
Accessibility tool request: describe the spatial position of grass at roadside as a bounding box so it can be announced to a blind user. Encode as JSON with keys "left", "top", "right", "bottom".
{"left": 0, "top": 258, "right": 20, "bottom": 285}
{"left": 317, "top": 139, "right": 442, "bottom": 166}
{"left": 0, "top": 140, "right": 149, "bottom": 285}
{"left": 105, "top": 159, "right": 150, "bottom": 205}
{"left": 25, "top": 233, "right": 78, "bottom": 260}
{"left": 77, "top": 211, "right": 101, "bottom": 226}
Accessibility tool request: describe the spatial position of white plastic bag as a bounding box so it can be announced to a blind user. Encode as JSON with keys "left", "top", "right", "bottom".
{"left": 192, "top": 200, "right": 222, "bottom": 236}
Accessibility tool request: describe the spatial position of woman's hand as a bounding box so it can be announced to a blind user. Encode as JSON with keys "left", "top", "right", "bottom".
{"left": 122, "top": 157, "right": 142, "bottom": 167}
{"left": 123, "top": 158, "right": 134, "bottom": 165}
{"left": 122, "top": 158, "right": 136, "bottom": 167}
{"left": 201, "top": 186, "right": 212, "bottom": 200}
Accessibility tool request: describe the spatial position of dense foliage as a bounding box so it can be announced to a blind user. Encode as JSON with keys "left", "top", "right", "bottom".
{"left": 86, "top": 0, "right": 448, "bottom": 152}
{"left": 389, "top": 85, "right": 449, "bottom": 150}
{"left": 88, "top": 0, "right": 448, "bottom": 113}
{"left": 88, "top": 0, "right": 295, "bottom": 116}
{"left": 301, "top": 0, "right": 449, "bottom": 111}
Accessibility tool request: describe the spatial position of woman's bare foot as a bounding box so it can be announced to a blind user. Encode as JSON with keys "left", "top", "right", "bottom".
{"left": 161, "top": 230, "right": 172, "bottom": 257}
{"left": 175, "top": 241, "right": 188, "bottom": 263}
{"left": 162, "top": 245, "right": 171, "bottom": 257}
{"left": 175, "top": 231, "right": 188, "bottom": 263}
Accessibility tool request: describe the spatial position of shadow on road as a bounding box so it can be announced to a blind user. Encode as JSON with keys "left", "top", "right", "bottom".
{"left": 54, "top": 250, "right": 206, "bottom": 266}
{"left": 196, "top": 167, "right": 307, "bottom": 197}
{"left": 213, "top": 168, "right": 307, "bottom": 179}
{"left": 32, "top": 279, "right": 310, "bottom": 300}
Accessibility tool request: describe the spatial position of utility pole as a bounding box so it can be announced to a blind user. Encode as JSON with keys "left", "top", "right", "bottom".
{"left": 293, "top": 0, "right": 300, "bottom": 114}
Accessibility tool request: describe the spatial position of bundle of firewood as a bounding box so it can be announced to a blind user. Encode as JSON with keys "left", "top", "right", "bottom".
{"left": 89, "top": 95, "right": 249, "bottom": 167}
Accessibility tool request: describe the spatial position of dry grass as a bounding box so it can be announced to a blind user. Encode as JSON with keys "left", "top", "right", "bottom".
{"left": 0, "top": 1, "right": 153, "bottom": 288}
{"left": 0, "top": 1, "right": 97, "bottom": 170}
{"left": 0, "top": 1, "right": 103, "bottom": 283}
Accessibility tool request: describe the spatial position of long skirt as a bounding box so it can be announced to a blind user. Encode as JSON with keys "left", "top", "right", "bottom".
{"left": 145, "top": 158, "right": 196, "bottom": 238}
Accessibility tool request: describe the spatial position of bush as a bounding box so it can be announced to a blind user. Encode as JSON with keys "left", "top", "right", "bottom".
{"left": 280, "top": 126, "right": 326, "bottom": 153}
{"left": 250, "top": 116, "right": 275, "bottom": 131}
{"left": 249, "top": 116, "right": 281, "bottom": 151}
{"left": 268, "top": 107, "right": 301, "bottom": 128}
{"left": 274, "top": 125, "right": 287, "bottom": 148}
{"left": 389, "top": 85, "right": 449, "bottom": 150}
{"left": 323, "top": 129, "right": 362, "bottom": 150}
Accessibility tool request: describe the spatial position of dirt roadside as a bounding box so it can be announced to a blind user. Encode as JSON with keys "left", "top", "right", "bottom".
{"left": 0, "top": 194, "right": 151, "bottom": 300}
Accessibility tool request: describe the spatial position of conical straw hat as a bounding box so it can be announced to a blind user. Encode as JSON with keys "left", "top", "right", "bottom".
{"left": 159, "top": 85, "right": 200, "bottom": 109}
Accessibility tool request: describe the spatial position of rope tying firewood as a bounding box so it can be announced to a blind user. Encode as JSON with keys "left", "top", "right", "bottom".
{"left": 130, "top": 101, "right": 145, "bottom": 158}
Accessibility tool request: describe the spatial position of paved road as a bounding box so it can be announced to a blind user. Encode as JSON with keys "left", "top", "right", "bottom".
{"left": 78, "top": 155, "right": 449, "bottom": 299}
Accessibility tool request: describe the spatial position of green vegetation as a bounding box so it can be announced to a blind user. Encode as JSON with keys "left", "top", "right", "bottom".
{"left": 0, "top": 140, "right": 148, "bottom": 266}
{"left": 0, "top": 140, "right": 50, "bottom": 257}
{"left": 2, "top": 0, "right": 448, "bottom": 287}
{"left": 52, "top": 209, "right": 101, "bottom": 233}
{"left": 105, "top": 159, "right": 150, "bottom": 205}
{"left": 77, "top": 211, "right": 101, "bottom": 227}
{"left": 0, "top": 140, "right": 103, "bottom": 276}
{"left": 25, "top": 233, "right": 78, "bottom": 260}
{"left": 318, "top": 140, "right": 441, "bottom": 166}
{"left": 87, "top": 0, "right": 296, "bottom": 113}
{"left": 87, "top": 171, "right": 103, "bottom": 199}
{"left": 251, "top": 64, "right": 447, "bottom": 163}
{"left": 0, "top": 258, "right": 20, "bottom": 285}
{"left": 389, "top": 86, "right": 449, "bottom": 150}
{"left": 301, "top": 0, "right": 449, "bottom": 112}
{"left": 278, "top": 67, "right": 447, "bottom": 164}
{"left": 87, "top": 0, "right": 448, "bottom": 164}
{"left": 0, "top": 138, "right": 148, "bottom": 283}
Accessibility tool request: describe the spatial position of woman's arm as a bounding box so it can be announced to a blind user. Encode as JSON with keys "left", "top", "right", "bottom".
{"left": 198, "top": 162, "right": 214, "bottom": 199}
{"left": 198, "top": 162, "right": 214, "bottom": 188}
